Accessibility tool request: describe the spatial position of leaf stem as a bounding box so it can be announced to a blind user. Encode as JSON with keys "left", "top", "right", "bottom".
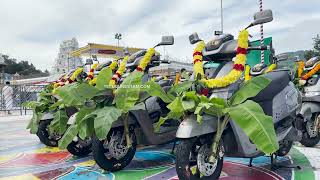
{"left": 123, "top": 113, "right": 132, "bottom": 147}
{"left": 209, "top": 115, "right": 229, "bottom": 162}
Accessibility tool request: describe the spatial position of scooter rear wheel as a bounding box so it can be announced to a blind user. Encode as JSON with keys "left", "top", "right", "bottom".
{"left": 92, "top": 128, "right": 136, "bottom": 172}
{"left": 67, "top": 138, "right": 92, "bottom": 157}
{"left": 36, "top": 120, "right": 60, "bottom": 147}
{"left": 176, "top": 136, "right": 224, "bottom": 180}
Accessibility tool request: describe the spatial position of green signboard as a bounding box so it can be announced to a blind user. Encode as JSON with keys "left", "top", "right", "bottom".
{"left": 246, "top": 37, "right": 273, "bottom": 67}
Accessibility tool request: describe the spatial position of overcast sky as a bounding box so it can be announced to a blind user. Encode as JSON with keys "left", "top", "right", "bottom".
{"left": 0, "top": 0, "right": 319, "bottom": 70}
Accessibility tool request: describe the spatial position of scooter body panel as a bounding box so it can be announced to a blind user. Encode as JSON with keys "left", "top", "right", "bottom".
{"left": 176, "top": 115, "right": 218, "bottom": 138}
{"left": 272, "top": 82, "right": 301, "bottom": 123}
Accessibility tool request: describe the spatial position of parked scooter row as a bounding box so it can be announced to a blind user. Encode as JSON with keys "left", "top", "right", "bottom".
{"left": 26, "top": 8, "right": 320, "bottom": 180}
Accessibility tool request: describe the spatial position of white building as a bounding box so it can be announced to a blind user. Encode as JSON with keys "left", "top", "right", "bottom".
{"left": 52, "top": 38, "right": 83, "bottom": 74}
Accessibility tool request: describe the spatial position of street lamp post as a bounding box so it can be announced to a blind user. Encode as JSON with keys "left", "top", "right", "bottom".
{"left": 115, "top": 33, "right": 122, "bottom": 47}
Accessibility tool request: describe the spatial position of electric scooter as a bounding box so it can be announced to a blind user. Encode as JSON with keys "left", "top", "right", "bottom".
{"left": 298, "top": 56, "right": 320, "bottom": 147}
{"left": 37, "top": 59, "right": 102, "bottom": 148}
{"left": 175, "top": 10, "right": 302, "bottom": 180}
{"left": 91, "top": 36, "right": 180, "bottom": 172}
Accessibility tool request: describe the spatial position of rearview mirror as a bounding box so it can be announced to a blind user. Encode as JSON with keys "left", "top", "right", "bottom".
{"left": 85, "top": 58, "right": 93, "bottom": 65}
{"left": 252, "top": 9, "right": 273, "bottom": 26}
{"left": 91, "top": 55, "right": 98, "bottom": 61}
{"left": 156, "top": 36, "right": 174, "bottom": 47}
{"left": 189, "top": 33, "right": 201, "bottom": 45}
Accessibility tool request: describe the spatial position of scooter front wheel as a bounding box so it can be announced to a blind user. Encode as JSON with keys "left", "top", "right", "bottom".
{"left": 36, "top": 120, "right": 60, "bottom": 147}
{"left": 176, "top": 135, "right": 224, "bottom": 180}
{"left": 300, "top": 113, "right": 320, "bottom": 147}
{"left": 92, "top": 128, "right": 136, "bottom": 172}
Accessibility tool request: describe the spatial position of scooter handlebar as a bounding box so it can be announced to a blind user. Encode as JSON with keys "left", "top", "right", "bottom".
{"left": 247, "top": 45, "right": 269, "bottom": 51}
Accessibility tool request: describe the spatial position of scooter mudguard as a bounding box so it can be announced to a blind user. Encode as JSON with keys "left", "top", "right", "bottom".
{"left": 299, "top": 102, "right": 320, "bottom": 122}
{"left": 40, "top": 112, "right": 54, "bottom": 121}
{"left": 176, "top": 114, "right": 218, "bottom": 138}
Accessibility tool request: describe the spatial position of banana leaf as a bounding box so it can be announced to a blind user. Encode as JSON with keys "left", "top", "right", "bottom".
{"left": 227, "top": 100, "right": 279, "bottom": 154}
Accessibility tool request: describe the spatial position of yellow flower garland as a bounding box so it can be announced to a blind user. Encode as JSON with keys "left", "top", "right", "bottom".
{"left": 109, "top": 57, "right": 120, "bottom": 71}
{"left": 136, "top": 48, "right": 155, "bottom": 71}
{"left": 193, "top": 41, "right": 206, "bottom": 78}
{"left": 198, "top": 30, "right": 249, "bottom": 88}
{"left": 244, "top": 65, "right": 251, "bottom": 82}
{"left": 265, "top": 64, "right": 277, "bottom": 73}
{"left": 109, "top": 56, "right": 129, "bottom": 86}
{"left": 297, "top": 61, "right": 305, "bottom": 78}
{"left": 70, "top": 68, "right": 84, "bottom": 81}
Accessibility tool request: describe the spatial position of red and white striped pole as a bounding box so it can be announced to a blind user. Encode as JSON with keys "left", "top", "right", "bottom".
{"left": 259, "top": 0, "right": 264, "bottom": 64}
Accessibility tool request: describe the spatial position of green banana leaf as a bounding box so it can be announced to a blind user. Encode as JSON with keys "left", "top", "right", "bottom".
{"left": 115, "top": 71, "right": 143, "bottom": 113}
{"left": 227, "top": 100, "right": 279, "bottom": 154}
{"left": 92, "top": 106, "right": 122, "bottom": 140}
{"left": 168, "top": 81, "right": 193, "bottom": 94}
{"left": 144, "top": 81, "right": 175, "bottom": 103}
{"left": 48, "top": 109, "right": 68, "bottom": 135}
{"left": 58, "top": 124, "right": 79, "bottom": 149}
{"left": 95, "top": 67, "right": 112, "bottom": 90}
{"left": 27, "top": 110, "right": 43, "bottom": 134}
{"left": 229, "top": 76, "right": 271, "bottom": 105}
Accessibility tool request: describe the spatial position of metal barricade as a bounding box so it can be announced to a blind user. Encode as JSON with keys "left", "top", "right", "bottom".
{"left": 0, "top": 84, "right": 45, "bottom": 115}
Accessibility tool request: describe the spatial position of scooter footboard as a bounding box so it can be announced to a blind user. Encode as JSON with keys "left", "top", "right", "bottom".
{"left": 176, "top": 115, "right": 218, "bottom": 138}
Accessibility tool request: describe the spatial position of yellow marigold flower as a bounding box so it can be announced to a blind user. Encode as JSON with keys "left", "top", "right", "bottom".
{"left": 245, "top": 65, "right": 251, "bottom": 82}
{"left": 89, "top": 77, "right": 97, "bottom": 86}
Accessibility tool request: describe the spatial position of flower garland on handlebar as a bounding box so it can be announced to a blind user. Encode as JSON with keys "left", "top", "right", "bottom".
{"left": 194, "top": 30, "right": 249, "bottom": 88}
{"left": 109, "top": 56, "right": 129, "bottom": 86}
{"left": 136, "top": 48, "right": 156, "bottom": 71}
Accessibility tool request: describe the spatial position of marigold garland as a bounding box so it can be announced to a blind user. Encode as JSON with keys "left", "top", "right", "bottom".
{"left": 193, "top": 41, "right": 206, "bottom": 78}
{"left": 109, "top": 57, "right": 119, "bottom": 71}
{"left": 70, "top": 68, "right": 84, "bottom": 82}
{"left": 297, "top": 61, "right": 305, "bottom": 78}
{"left": 301, "top": 63, "right": 320, "bottom": 80}
{"left": 86, "top": 63, "right": 99, "bottom": 80}
{"left": 109, "top": 56, "right": 129, "bottom": 85}
{"left": 265, "top": 64, "right": 277, "bottom": 73}
{"left": 244, "top": 65, "right": 251, "bottom": 82}
{"left": 199, "top": 30, "right": 249, "bottom": 88}
{"left": 136, "top": 48, "right": 155, "bottom": 72}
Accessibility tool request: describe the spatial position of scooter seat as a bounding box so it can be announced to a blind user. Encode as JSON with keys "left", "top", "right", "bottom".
{"left": 251, "top": 70, "right": 290, "bottom": 102}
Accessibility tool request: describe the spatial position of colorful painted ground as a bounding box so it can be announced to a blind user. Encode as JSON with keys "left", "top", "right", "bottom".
{"left": 0, "top": 115, "right": 319, "bottom": 180}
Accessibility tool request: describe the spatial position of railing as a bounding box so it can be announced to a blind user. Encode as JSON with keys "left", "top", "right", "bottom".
{"left": 0, "top": 84, "right": 45, "bottom": 115}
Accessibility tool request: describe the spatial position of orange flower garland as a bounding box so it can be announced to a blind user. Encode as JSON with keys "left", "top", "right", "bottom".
{"left": 301, "top": 63, "right": 320, "bottom": 80}
{"left": 197, "top": 30, "right": 249, "bottom": 88}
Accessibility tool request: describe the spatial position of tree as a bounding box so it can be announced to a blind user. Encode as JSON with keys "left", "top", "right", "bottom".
{"left": 305, "top": 34, "right": 320, "bottom": 60}
{"left": 0, "top": 54, "right": 49, "bottom": 77}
